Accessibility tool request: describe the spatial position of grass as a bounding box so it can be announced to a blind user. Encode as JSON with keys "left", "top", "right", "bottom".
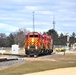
{"left": 0, "top": 53, "right": 76, "bottom": 75}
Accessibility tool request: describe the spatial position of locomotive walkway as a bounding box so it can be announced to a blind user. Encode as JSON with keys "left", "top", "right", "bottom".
{"left": 23, "top": 67, "right": 76, "bottom": 75}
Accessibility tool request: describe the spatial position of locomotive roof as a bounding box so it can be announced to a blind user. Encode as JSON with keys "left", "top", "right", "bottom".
{"left": 26, "top": 32, "right": 52, "bottom": 39}
{"left": 42, "top": 34, "right": 51, "bottom": 39}
{"left": 26, "top": 32, "right": 41, "bottom": 36}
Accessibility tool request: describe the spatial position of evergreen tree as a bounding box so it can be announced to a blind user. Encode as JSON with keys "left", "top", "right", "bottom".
{"left": 47, "top": 29, "right": 58, "bottom": 45}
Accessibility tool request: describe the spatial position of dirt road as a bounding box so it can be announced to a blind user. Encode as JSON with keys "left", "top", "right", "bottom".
{"left": 23, "top": 67, "right": 76, "bottom": 75}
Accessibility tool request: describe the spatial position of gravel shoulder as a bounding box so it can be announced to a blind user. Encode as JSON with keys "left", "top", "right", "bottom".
{"left": 0, "top": 55, "right": 26, "bottom": 71}
{"left": 0, "top": 60, "right": 26, "bottom": 70}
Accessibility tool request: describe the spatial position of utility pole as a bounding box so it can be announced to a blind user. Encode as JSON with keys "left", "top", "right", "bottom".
{"left": 53, "top": 16, "right": 55, "bottom": 30}
{"left": 33, "top": 12, "right": 35, "bottom": 32}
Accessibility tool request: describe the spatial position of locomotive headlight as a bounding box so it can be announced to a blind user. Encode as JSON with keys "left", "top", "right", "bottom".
{"left": 32, "top": 38, "right": 34, "bottom": 42}
{"left": 28, "top": 46, "right": 30, "bottom": 49}
{"left": 36, "top": 46, "right": 37, "bottom": 49}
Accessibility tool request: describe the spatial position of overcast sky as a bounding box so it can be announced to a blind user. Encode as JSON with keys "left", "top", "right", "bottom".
{"left": 0, "top": 0, "right": 76, "bottom": 35}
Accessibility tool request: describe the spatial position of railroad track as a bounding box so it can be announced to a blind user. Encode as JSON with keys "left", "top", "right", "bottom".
{"left": 0, "top": 57, "right": 26, "bottom": 70}
{"left": 0, "top": 58, "right": 18, "bottom": 62}
{"left": 0, "top": 52, "right": 56, "bottom": 70}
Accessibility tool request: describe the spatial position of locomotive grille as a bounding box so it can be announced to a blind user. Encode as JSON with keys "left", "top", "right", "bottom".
{"left": 28, "top": 38, "right": 38, "bottom": 49}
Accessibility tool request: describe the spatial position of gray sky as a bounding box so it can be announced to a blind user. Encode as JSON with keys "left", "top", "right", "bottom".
{"left": 0, "top": 0, "right": 76, "bottom": 35}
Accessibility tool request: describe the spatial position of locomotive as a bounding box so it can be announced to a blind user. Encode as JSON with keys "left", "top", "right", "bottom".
{"left": 24, "top": 32, "right": 53, "bottom": 57}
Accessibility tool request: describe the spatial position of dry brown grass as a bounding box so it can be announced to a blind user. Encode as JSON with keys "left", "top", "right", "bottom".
{"left": 0, "top": 53, "right": 76, "bottom": 75}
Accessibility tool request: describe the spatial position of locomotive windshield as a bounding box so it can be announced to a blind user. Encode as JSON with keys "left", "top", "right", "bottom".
{"left": 30, "top": 35, "right": 38, "bottom": 38}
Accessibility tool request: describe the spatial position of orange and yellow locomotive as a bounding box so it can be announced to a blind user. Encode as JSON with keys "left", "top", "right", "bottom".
{"left": 24, "top": 32, "right": 53, "bottom": 57}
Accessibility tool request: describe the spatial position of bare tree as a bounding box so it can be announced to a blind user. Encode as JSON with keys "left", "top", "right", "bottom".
{"left": 0, "top": 33, "right": 9, "bottom": 47}
{"left": 14, "top": 28, "right": 29, "bottom": 47}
